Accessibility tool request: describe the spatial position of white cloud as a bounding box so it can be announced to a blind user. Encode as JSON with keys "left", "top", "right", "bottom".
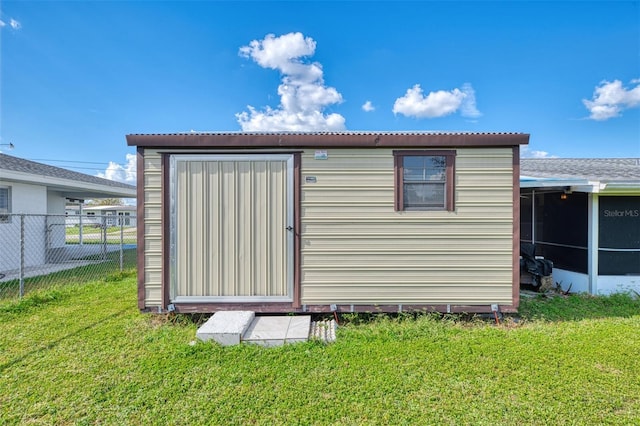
{"left": 96, "top": 153, "right": 137, "bottom": 184}
{"left": 520, "top": 146, "right": 556, "bottom": 159}
{"left": 1, "top": 18, "right": 21, "bottom": 30}
{"left": 236, "top": 32, "right": 346, "bottom": 131}
{"left": 583, "top": 79, "right": 640, "bottom": 120}
{"left": 362, "top": 101, "right": 375, "bottom": 112}
{"left": 458, "top": 83, "right": 481, "bottom": 118}
{"left": 392, "top": 83, "right": 481, "bottom": 119}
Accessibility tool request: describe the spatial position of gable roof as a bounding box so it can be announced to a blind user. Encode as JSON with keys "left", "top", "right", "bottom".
{"left": 0, "top": 153, "right": 136, "bottom": 200}
{"left": 521, "top": 158, "right": 640, "bottom": 193}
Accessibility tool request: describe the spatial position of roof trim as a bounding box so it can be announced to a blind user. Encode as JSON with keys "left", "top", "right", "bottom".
{"left": 520, "top": 176, "right": 591, "bottom": 189}
{"left": 126, "top": 131, "right": 530, "bottom": 148}
{"left": 520, "top": 176, "right": 640, "bottom": 194}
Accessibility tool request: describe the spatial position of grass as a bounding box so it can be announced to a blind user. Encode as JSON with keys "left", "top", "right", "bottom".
{"left": 1, "top": 283, "right": 639, "bottom": 425}
{"left": 65, "top": 226, "right": 133, "bottom": 235}
{"left": 65, "top": 226, "right": 137, "bottom": 244}
{"left": 519, "top": 291, "right": 640, "bottom": 321}
{"left": 0, "top": 249, "right": 137, "bottom": 300}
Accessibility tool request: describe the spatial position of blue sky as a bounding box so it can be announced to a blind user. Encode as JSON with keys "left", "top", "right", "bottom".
{"left": 1, "top": 1, "right": 639, "bottom": 183}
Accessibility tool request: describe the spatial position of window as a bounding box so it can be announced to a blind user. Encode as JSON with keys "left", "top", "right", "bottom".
{"left": 0, "top": 186, "right": 11, "bottom": 223}
{"left": 394, "top": 150, "right": 455, "bottom": 211}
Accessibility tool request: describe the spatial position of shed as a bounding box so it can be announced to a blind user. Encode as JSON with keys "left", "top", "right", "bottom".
{"left": 520, "top": 158, "right": 640, "bottom": 295}
{"left": 127, "top": 132, "right": 529, "bottom": 314}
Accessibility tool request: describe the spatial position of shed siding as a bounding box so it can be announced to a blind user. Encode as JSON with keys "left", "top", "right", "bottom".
{"left": 140, "top": 146, "right": 515, "bottom": 309}
{"left": 300, "top": 148, "right": 514, "bottom": 305}
{"left": 142, "top": 151, "right": 163, "bottom": 306}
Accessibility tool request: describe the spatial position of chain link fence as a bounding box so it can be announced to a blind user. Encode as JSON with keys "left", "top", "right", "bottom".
{"left": 0, "top": 213, "right": 137, "bottom": 301}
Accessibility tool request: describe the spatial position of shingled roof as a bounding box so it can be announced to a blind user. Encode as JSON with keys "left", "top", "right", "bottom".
{"left": 521, "top": 158, "right": 640, "bottom": 182}
{"left": 0, "top": 153, "right": 135, "bottom": 190}
{"left": 0, "top": 153, "right": 136, "bottom": 199}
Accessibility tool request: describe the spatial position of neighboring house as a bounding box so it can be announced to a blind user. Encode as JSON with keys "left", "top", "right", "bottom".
{"left": 66, "top": 204, "right": 137, "bottom": 226}
{"left": 520, "top": 158, "right": 640, "bottom": 295}
{"left": 0, "top": 153, "right": 136, "bottom": 272}
{"left": 127, "top": 131, "right": 529, "bottom": 314}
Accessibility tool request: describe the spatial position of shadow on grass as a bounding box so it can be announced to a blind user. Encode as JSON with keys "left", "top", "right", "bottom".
{"left": 0, "top": 307, "right": 130, "bottom": 373}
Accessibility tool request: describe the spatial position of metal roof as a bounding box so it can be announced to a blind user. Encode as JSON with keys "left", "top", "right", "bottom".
{"left": 126, "top": 131, "right": 529, "bottom": 148}
{"left": 127, "top": 131, "right": 527, "bottom": 136}
{"left": 0, "top": 153, "right": 136, "bottom": 199}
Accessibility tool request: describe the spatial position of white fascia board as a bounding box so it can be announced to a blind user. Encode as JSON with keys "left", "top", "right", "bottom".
{"left": 598, "top": 182, "right": 640, "bottom": 195}
{"left": 519, "top": 176, "right": 591, "bottom": 189}
{"left": 571, "top": 182, "right": 602, "bottom": 193}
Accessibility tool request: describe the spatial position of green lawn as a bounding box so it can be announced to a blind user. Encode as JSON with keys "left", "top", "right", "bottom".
{"left": 0, "top": 249, "right": 137, "bottom": 300}
{"left": 65, "top": 226, "right": 137, "bottom": 244}
{"left": 1, "top": 280, "right": 639, "bottom": 425}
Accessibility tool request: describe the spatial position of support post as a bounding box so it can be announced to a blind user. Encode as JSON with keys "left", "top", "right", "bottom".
{"left": 588, "top": 194, "right": 599, "bottom": 294}
{"left": 19, "top": 214, "right": 25, "bottom": 298}
{"left": 531, "top": 189, "right": 536, "bottom": 247}
{"left": 79, "top": 203, "right": 83, "bottom": 246}
{"left": 101, "top": 215, "right": 107, "bottom": 261}
{"left": 119, "top": 215, "right": 124, "bottom": 271}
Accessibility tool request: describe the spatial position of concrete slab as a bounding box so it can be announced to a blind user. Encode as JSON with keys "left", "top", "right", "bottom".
{"left": 196, "top": 311, "right": 255, "bottom": 346}
{"left": 243, "top": 315, "right": 311, "bottom": 347}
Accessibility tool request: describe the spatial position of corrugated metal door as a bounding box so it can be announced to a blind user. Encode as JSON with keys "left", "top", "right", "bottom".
{"left": 170, "top": 154, "right": 294, "bottom": 303}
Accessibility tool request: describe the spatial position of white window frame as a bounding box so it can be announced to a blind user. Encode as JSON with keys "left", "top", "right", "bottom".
{"left": 0, "top": 186, "right": 11, "bottom": 223}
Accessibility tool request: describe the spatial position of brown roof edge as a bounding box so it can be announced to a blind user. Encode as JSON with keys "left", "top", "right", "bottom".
{"left": 126, "top": 132, "right": 530, "bottom": 148}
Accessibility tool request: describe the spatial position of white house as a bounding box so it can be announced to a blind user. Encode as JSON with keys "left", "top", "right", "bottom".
{"left": 66, "top": 204, "right": 137, "bottom": 226}
{"left": 0, "top": 153, "right": 136, "bottom": 273}
{"left": 520, "top": 158, "right": 640, "bottom": 295}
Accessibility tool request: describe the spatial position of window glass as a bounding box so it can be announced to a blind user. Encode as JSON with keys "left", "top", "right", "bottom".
{"left": 0, "top": 187, "right": 9, "bottom": 213}
{"left": 394, "top": 151, "right": 455, "bottom": 212}
{"left": 403, "top": 156, "right": 446, "bottom": 182}
{"left": 404, "top": 183, "right": 445, "bottom": 209}
{"left": 402, "top": 156, "right": 447, "bottom": 209}
{"left": 0, "top": 187, "right": 10, "bottom": 223}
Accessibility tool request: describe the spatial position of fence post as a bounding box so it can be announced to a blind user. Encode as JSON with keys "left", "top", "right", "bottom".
{"left": 44, "top": 214, "right": 51, "bottom": 264}
{"left": 19, "top": 214, "right": 25, "bottom": 298}
{"left": 101, "top": 215, "right": 107, "bottom": 261}
{"left": 79, "top": 212, "right": 83, "bottom": 246}
{"left": 119, "top": 215, "right": 124, "bottom": 271}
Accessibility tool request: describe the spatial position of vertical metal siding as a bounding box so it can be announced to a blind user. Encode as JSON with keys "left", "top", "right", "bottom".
{"left": 300, "top": 148, "right": 515, "bottom": 305}
{"left": 172, "top": 157, "right": 290, "bottom": 300}
{"left": 142, "top": 150, "right": 163, "bottom": 306}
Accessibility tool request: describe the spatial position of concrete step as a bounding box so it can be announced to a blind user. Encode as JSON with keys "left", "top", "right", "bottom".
{"left": 195, "top": 311, "right": 315, "bottom": 347}
{"left": 242, "top": 315, "right": 311, "bottom": 347}
{"left": 196, "top": 311, "right": 255, "bottom": 346}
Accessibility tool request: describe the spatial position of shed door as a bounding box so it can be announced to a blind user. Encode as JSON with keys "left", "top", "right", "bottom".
{"left": 170, "top": 154, "right": 294, "bottom": 303}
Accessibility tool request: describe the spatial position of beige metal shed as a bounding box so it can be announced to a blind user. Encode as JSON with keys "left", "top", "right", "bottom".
{"left": 127, "top": 132, "right": 529, "bottom": 314}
